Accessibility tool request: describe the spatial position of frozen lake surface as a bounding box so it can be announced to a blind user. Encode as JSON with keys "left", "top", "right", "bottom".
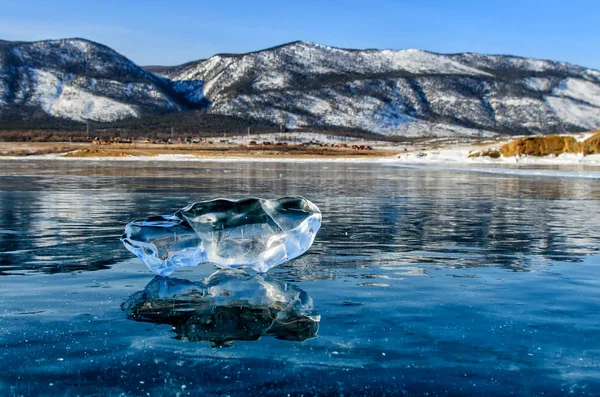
{"left": 1, "top": 160, "right": 599, "bottom": 396}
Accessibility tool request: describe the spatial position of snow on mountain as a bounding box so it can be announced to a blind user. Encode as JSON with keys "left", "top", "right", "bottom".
{"left": 0, "top": 80, "right": 7, "bottom": 106}
{"left": 0, "top": 38, "right": 185, "bottom": 122}
{"left": 553, "top": 78, "right": 600, "bottom": 107}
{"left": 169, "top": 41, "right": 600, "bottom": 136}
{"left": 2, "top": 38, "right": 600, "bottom": 137}
{"left": 171, "top": 80, "right": 205, "bottom": 105}
{"left": 30, "top": 69, "right": 137, "bottom": 121}
{"left": 524, "top": 77, "right": 553, "bottom": 92}
{"left": 172, "top": 42, "right": 493, "bottom": 101}
{"left": 545, "top": 97, "right": 600, "bottom": 130}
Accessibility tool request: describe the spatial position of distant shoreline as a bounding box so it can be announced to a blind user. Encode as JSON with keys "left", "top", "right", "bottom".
{"left": 1, "top": 133, "right": 599, "bottom": 167}
{"left": 0, "top": 141, "right": 400, "bottom": 160}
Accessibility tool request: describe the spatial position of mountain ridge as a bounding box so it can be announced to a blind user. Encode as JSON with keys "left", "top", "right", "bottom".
{"left": 145, "top": 40, "right": 600, "bottom": 72}
{"left": 1, "top": 37, "right": 600, "bottom": 137}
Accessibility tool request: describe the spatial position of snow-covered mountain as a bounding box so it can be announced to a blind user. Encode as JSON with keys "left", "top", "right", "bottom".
{"left": 0, "top": 38, "right": 194, "bottom": 122}
{"left": 166, "top": 41, "right": 600, "bottom": 136}
{"left": 2, "top": 38, "right": 600, "bottom": 136}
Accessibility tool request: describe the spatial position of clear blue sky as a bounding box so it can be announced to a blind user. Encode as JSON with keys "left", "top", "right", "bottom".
{"left": 1, "top": 0, "right": 599, "bottom": 69}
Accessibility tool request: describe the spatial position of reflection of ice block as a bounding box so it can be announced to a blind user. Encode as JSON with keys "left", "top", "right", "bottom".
{"left": 121, "top": 197, "right": 321, "bottom": 275}
{"left": 122, "top": 269, "right": 320, "bottom": 346}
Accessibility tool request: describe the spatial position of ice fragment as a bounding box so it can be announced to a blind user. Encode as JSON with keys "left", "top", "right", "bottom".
{"left": 121, "top": 197, "right": 321, "bottom": 275}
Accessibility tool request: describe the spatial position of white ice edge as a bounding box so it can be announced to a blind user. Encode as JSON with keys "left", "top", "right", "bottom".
{"left": 0, "top": 153, "right": 401, "bottom": 163}
{"left": 1, "top": 150, "right": 600, "bottom": 164}
{"left": 1, "top": 151, "right": 599, "bottom": 179}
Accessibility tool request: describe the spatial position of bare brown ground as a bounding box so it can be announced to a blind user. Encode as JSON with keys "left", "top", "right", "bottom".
{"left": 0, "top": 142, "right": 401, "bottom": 159}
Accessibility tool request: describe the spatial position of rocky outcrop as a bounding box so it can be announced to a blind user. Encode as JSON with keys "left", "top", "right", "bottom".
{"left": 582, "top": 130, "right": 600, "bottom": 155}
{"left": 499, "top": 132, "right": 600, "bottom": 157}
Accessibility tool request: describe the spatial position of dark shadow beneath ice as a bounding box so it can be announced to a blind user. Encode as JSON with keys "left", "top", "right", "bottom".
{"left": 122, "top": 269, "right": 320, "bottom": 347}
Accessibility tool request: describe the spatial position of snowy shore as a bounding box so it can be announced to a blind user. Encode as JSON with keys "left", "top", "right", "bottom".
{"left": 1, "top": 131, "right": 599, "bottom": 172}
{"left": 396, "top": 147, "right": 600, "bottom": 166}
{"left": 1, "top": 147, "right": 599, "bottom": 181}
{"left": 0, "top": 147, "right": 599, "bottom": 166}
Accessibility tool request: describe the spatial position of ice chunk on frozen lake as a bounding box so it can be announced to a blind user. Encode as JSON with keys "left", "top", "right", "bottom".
{"left": 121, "top": 197, "right": 321, "bottom": 275}
{"left": 121, "top": 213, "right": 206, "bottom": 276}
{"left": 180, "top": 197, "right": 322, "bottom": 272}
